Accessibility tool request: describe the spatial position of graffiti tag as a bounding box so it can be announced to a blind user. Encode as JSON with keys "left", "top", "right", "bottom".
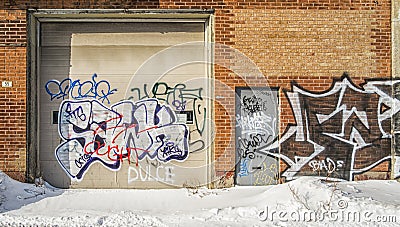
{"left": 55, "top": 99, "right": 189, "bottom": 181}
{"left": 45, "top": 74, "right": 117, "bottom": 104}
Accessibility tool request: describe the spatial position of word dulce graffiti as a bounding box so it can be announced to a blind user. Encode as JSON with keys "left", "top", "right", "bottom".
{"left": 55, "top": 99, "right": 189, "bottom": 181}
{"left": 45, "top": 73, "right": 117, "bottom": 104}
{"left": 309, "top": 158, "right": 344, "bottom": 174}
{"left": 128, "top": 165, "right": 175, "bottom": 183}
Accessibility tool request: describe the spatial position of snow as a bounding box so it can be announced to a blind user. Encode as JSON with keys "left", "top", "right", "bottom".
{"left": 1, "top": 171, "right": 399, "bottom": 226}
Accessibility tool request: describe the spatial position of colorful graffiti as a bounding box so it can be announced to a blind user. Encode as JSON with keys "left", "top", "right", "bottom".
{"left": 238, "top": 158, "right": 250, "bottom": 177}
{"left": 45, "top": 74, "right": 117, "bottom": 104}
{"left": 128, "top": 82, "right": 206, "bottom": 152}
{"left": 55, "top": 99, "right": 189, "bottom": 181}
{"left": 260, "top": 75, "right": 400, "bottom": 181}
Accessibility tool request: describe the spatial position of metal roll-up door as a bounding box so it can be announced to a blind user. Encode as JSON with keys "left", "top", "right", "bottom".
{"left": 39, "top": 21, "right": 210, "bottom": 188}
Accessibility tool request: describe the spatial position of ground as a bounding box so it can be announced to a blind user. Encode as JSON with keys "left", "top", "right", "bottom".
{"left": 1, "top": 171, "right": 399, "bottom": 226}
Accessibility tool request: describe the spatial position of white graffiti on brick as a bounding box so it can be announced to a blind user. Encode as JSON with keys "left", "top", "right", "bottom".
{"left": 259, "top": 76, "right": 400, "bottom": 180}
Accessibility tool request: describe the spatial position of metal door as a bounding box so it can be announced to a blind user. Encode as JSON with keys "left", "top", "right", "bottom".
{"left": 235, "top": 87, "right": 279, "bottom": 185}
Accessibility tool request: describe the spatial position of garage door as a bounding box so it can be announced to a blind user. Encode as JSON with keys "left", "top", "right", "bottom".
{"left": 39, "top": 21, "right": 210, "bottom": 188}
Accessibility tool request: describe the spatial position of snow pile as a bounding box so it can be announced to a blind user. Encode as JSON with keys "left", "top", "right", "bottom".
{"left": 1, "top": 171, "right": 399, "bottom": 226}
{"left": 0, "top": 171, "right": 62, "bottom": 213}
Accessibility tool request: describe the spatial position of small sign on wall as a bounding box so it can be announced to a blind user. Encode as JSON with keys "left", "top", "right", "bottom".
{"left": 175, "top": 111, "right": 194, "bottom": 124}
{"left": 2, "top": 81, "right": 12, "bottom": 88}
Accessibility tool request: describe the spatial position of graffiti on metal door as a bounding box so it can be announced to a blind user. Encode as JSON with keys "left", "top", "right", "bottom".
{"left": 235, "top": 88, "right": 279, "bottom": 185}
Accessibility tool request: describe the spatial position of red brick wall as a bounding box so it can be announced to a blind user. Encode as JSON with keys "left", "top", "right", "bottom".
{"left": 0, "top": 0, "right": 392, "bottom": 183}
{"left": 0, "top": 9, "right": 26, "bottom": 181}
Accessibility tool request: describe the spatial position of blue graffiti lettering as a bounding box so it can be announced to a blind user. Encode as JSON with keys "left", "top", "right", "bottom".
{"left": 45, "top": 74, "right": 117, "bottom": 104}
{"left": 55, "top": 99, "right": 189, "bottom": 181}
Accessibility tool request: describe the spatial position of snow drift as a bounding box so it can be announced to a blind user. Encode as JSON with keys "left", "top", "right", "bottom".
{"left": 1, "top": 171, "right": 399, "bottom": 226}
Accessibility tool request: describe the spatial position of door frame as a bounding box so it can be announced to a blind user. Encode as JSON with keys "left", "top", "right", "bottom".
{"left": 234, "top": 86, "right": 280, "bottom": 185}
{"left": 26, "top": 9, "right": 215, "bottom": 185}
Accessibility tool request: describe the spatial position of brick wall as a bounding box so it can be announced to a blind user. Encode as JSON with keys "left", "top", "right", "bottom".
{"left": 0, "top": 0, "right": 392, "bottom": 184}
{"left": 0, "top": 9, "right": 26, "bottom": 181}
{"left": 227, "top": 5, "right": 391, "bottom": 181}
